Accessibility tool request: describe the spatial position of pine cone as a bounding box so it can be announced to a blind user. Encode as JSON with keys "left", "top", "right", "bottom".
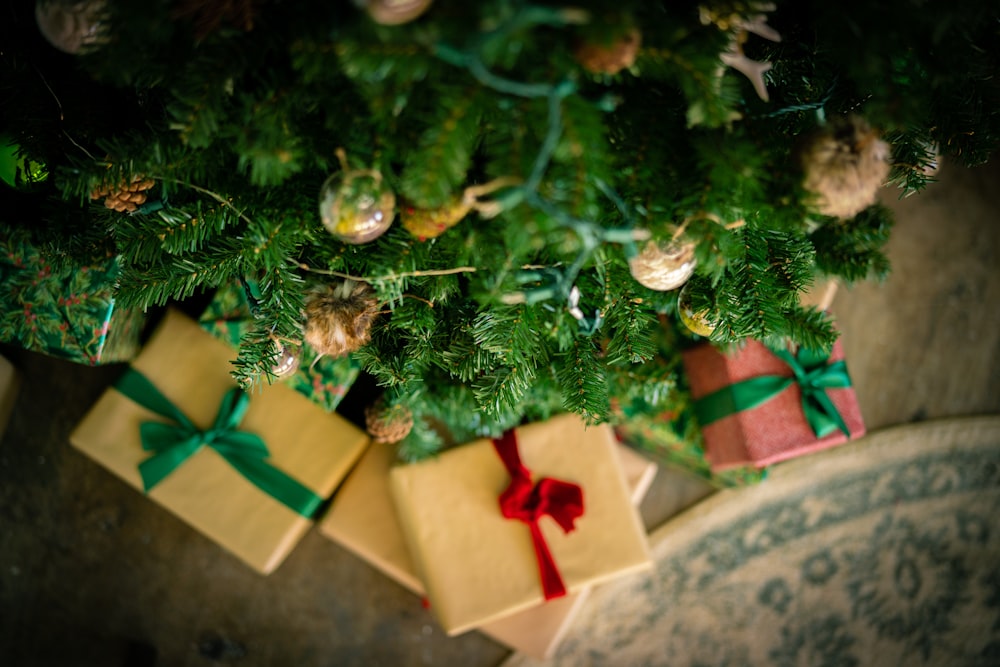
{"left": 799, "top": 115, "right": 891, "bottom": 219}
{"left": 303, "top": 280, "right": 379, "bottom": 358}
{"left": 91, "top": 176, "right": 155, "bottom": 213}
{"left": 365, "top": 399, "right": 414, "bottom": 444}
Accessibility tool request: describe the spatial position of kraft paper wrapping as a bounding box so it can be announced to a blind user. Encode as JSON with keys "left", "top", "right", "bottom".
{"left": 318, "top": 438, "right": 656, "bottom": 657}
{"left": 70, "top": 309, "right": 370, "bottom": 574}
{"left": 683, "top": 338, "right": 865, "bottom": 470}
{"left": 388, "top": 414, "right": 653, "bottom": 636}
{"left": 0, "top": 354, "right": 20, "bottom": 438}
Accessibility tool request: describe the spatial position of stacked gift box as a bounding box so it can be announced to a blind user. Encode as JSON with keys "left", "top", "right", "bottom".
{"left": 319, "top": 417, "right": 656, "bottom": 658}
{"left": 67, "top": 306, "right": 653, "bottom": 658}
{"left": 0, "top": 226, "right": 145, "bottom": 365}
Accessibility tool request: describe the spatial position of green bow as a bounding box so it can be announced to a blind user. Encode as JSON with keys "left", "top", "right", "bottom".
{"left": 693, "top": 346, "right": 853, "bottom": 439}
{"left": 115, "top": 368, "right": 323, "bottom": 518}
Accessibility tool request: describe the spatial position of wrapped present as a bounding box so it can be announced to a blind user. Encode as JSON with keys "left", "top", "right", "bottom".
{"left": 615, "top": 413, "right": 766, "bottom": 488}
{"left": 683, "top": 338, "right": 865, "bottom": 470}
{"left": 318, "top": 437, "right": 656, "bottom": 658}
{"left": 612, "top": 279, "right": 839, "bottom": 487}
{"left": 199, "top": 281, "right": 360, "bottom": 411}
{"left": 388, "top": 414, "right": 652, "bottom": 636}
{"left": 0, "top": 354, "right": 20, "bottom": 438}
{"left": 70, "top": 309, "right": 370, "bottom": 574}
{"left": 0, "top": 227, "right": 144, "bottom": 365}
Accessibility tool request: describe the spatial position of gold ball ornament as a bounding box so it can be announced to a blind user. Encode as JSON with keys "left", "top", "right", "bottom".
{"left": 677, "top": 283, "right": 716, "bottom": 337}
{"left": 629, "top": 240, "right": 697, "bottom": 291}
{"left": 574, "top": 27, "right": 641, "bottom": 75}
{"left": 319, "top": 152, "right": 395, "bottom": 244}
{"left": 359, "top": 0, "right": 433, "bottom": 25}
{"left": 35, "top": 0, "right": 106, "bottom": 54}
{"left": 799, "top": 115, "right": 891, "bottom": 219}
{"left": 269, "top": 341, "right": 301, "bottom": 379}
{"left": 303, "top": 280, "right": 380, "bottom": 359}
{"left": 365, "top": 399, "right": 414, "bottom": 444}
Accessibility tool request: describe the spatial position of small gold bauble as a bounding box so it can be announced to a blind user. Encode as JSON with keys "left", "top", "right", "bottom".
{"left": 629, "top": 240, "right": 697, "bottom": 291}
{"left": 319, "top": 169, "right": 396, "bottom": 244}
{"left": 677, "top": 283, "right": 716, "bottom": 337}
{"left": 270, "top": 341, "right": 301, "bottom": 379}
{"left": 362, "top": 0, "right": 433, "bottom": 25}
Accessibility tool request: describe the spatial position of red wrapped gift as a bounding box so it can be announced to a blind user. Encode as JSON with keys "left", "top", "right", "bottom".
{"left": 682, "top": 338, "right": 865, "bottom": 470}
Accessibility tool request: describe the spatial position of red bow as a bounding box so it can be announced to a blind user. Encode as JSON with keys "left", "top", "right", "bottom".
{"left": 493, "top": 429, "right": 585, "bottom": 600}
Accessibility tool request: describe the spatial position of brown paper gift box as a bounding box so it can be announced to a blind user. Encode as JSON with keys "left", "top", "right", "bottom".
{"left": 682, "top": 338, "right": 865, "bottom": 470}
{"left": 318, "top": 435, "right": 656, "bottom": 658}
{"left": 70, "top": 309, "right": 370, "bottom": 574}
{"left": 0, "top": 354, "right": 20, "bottom": 438}
{"left": 388, "top": 414, "right": 653, "bottom": 636}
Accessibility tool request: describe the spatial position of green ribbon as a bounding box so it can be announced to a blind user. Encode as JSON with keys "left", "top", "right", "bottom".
{"left": 115, "top": 368, "right": 323, "bottom": 518}
{"left": 693, "top": 346, "right": 853, "bottom": 439}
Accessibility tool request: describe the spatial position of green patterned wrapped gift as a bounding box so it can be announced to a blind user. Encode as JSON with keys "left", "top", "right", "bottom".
{"left": 199, "top": 281, "right": 361, "bottom": 412}
{"left": 0, "top": 227, "right": 144, "bottom": 365}
{"left": 614, "top": 411, "right": 767, "bottom": 489}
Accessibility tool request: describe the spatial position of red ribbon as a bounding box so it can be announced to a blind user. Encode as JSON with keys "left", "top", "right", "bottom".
{"left": 492, "top": 429, "right": 585, "bottom": 600}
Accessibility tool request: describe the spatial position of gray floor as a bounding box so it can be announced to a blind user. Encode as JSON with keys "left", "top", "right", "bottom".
{"left": 0, "top": 155, "right": 997, "bottom": 667}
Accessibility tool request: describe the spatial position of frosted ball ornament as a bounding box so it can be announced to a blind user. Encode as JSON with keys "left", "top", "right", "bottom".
{"left": 360, "top": 0, "right": 433, "bottom": 25}
{"left": 319, "top": 150, "right": 396, "bottom": 244}
{"left": 629, "top": 239, "right": 697, "bottom": 291}
{"left": 35, "top": 0, "right": 105, "bottom": 54}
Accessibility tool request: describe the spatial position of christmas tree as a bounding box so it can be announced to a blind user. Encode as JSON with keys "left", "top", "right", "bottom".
{"left": 3, "top": 0, "right": 998, "bottom": 459}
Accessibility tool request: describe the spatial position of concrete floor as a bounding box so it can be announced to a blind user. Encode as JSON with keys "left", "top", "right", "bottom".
{"left": 0, "top": 155, "right": 997, "bottom": 667}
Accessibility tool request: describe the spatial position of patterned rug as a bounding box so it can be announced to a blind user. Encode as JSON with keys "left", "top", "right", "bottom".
{"left": 502, "top": 416, "right": 1000, "bottom": 667}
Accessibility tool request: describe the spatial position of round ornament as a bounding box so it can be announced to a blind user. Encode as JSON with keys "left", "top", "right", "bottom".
{"left": 677, "top": 283, "right": 716, "bottom": 337}
{"left": 574, "top": 27, "right": 641, "bottom": 75}
{"left": 303, "top": 279, "right": 380, "bottom": 359}
{"left": 365, "top": 398, "right": 414, "bottom": 444}
{"left": 35, "top": 0, "right": 105, "bottom": 54}
{"left": 269, "top": 341, "right": 301, "bottom": 379}
{"left": 318, "top": 157, "right": 396, "bottom": 244}
{"left": 799, "top": 114, "right": 891, "bottom": 219}
{"left": 360, "top": 0, "right": 432, "bottom": 25}
{"left": 628, "top": 240, "right": 697, "bottom": 291}
{"left": 0, "top": 138, "right": 48, "bottom": 189}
